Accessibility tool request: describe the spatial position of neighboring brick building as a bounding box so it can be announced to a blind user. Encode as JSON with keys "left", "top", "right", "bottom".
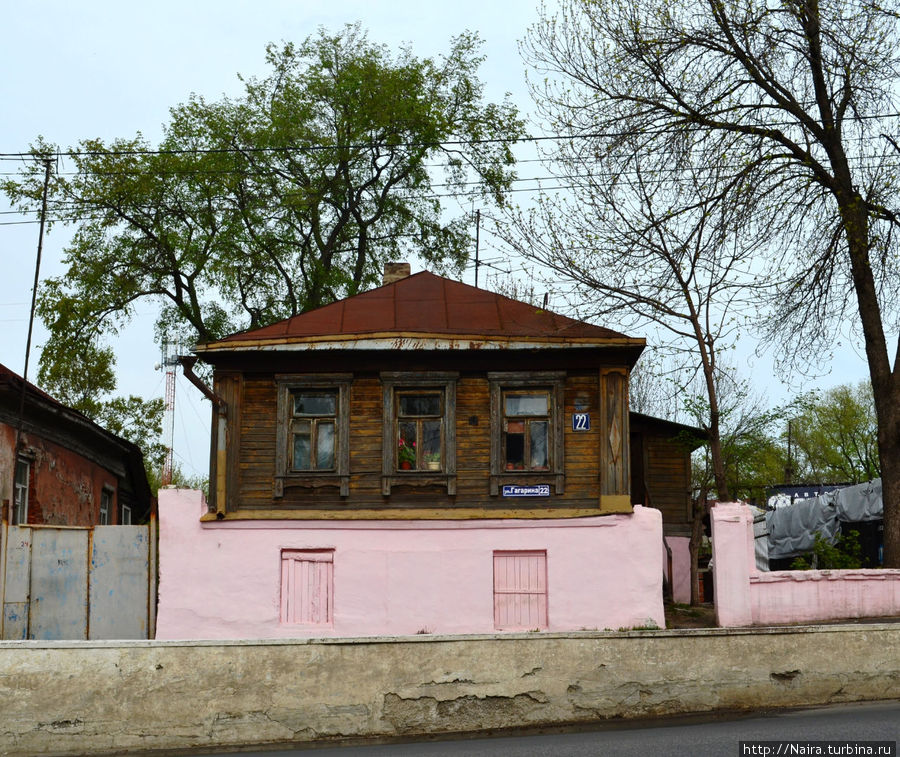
{"left": 0, "top": 363, "right": 152, "bottom": 527}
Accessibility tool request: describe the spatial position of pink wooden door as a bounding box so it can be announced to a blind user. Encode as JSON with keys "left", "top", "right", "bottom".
{"left": 493, "top": 551, "right": 548, "bottom": 630}
{"left": 280, "top": 550, "right": 333, "bottom": 625}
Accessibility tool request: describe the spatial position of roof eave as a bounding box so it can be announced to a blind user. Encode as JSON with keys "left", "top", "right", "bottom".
{"left": 195, "top": 333, "right": 647, "bottom": 354}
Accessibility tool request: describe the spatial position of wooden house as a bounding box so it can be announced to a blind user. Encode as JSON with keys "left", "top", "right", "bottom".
{"left": 155, "top": 266, "right": 670, "bottom": 639}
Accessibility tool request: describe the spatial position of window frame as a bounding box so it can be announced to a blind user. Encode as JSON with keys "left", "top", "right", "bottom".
{"left": 395, "top": 390, "right": 444, "bottom": 471}
{"left": 381, "top": 372, "right": 458, "bottom": 496}
{"left": 12, "top": 456, "right": 30, "bottom": 526}
{"left": 489, "top": 372, "right": 565, "bottom": 496}
{"left": 99, "top": 487, "right": 114, "bottom": 526}
{"left": 275, "top": 374, "right": 352, "bottom": 498}
{"left": 501, "top": 389, "right": 552, "bottom": 472}
{"left": 288, "top": 389, "right": 339, "bottom": 473}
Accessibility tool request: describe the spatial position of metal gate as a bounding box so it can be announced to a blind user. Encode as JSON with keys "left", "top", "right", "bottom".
{"left": 0, "top": 521, "right": 156, "bottom": 640}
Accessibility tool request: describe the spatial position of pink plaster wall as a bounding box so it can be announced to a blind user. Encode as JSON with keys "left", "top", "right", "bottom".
{"left": 711, "top": 502, "right": 900, "bottom": 627}
{"left": 156, "top": 489, "right": 665, "bottom": 639}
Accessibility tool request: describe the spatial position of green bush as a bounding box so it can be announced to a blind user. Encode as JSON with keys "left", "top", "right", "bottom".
{"left": 790, "top": 529, "right": 863, "bottom": 570}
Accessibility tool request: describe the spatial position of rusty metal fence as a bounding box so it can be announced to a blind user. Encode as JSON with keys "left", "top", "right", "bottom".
{"left": 0, "top": 520, "right": 156, "bottom": 640}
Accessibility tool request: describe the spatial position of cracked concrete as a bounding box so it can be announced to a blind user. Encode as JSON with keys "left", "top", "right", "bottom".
{"left": 1, "top": 626, "right": 898, "bottom": 755}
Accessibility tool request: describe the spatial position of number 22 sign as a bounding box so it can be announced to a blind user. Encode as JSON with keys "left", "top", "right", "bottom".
{"left": 572, "top": 413, "right": 590, "bottom": 431}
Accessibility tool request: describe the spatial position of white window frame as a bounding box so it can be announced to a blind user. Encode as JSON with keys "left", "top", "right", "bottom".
{"left": 99, "top": 487, "right": 114, "bottom": 525}
{"left": 13, "top": 457, "right": 30, "bottom": 525}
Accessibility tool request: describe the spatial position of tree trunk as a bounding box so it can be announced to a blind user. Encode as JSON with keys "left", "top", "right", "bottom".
{"left": 837, "top": 192, "right": 899, "bottom": 567}
{"left": 874, "top": 389, "right": 900, "bottom": 567}
{"left": 688, "top": 489, "right": 707, "bottom": 606}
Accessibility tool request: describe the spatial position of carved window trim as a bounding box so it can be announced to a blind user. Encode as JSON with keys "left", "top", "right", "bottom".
{"left": 380, "top": 372, "right": 458, "bottom": 496}
{"left": 275, "top": 374, "right": 352, "bottom": 498}
{"left": 488, "top": 372, "right": 566, "bottom": 496}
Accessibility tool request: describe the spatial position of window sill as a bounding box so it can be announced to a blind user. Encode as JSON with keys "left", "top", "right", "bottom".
{"left": 275, "top": 473, "right": 349, "bottom": 498}
{"left": 381, "top": 472, "right": 457, "bottom": 496}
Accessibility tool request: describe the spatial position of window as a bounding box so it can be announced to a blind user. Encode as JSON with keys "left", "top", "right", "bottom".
{"left": 489, "top": 372, "right": 565, "bottom": 496}
{"left": 275, "top": 375, "right": 351, "bottom": 498}
{"left": 12, "top": 457, "right": 29, "bottom": 525}
{"left": 502, "top": 390, "right": 551, "bottom": 471}
{"left": 280, "top": 550, "right": 334, "bottom": 625}
{"left": 396, "top": 391, "right": 443, "bottom": 471}
{"left": 493, "top": 551, "right": 548, "bottom": 630}
{"left": 290, "top": 391, "right": 337, "bottom": 471}
{"left": 381, "top": 372, "right": 458, "bottom": 495}
{"left": 99, "top": 488, "right": 113, "bottom": 525}
{"left": 119, "top": 503, "right": 132, "bottom": 525}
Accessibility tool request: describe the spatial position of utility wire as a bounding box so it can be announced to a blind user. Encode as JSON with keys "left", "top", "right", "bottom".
{"left": 3, "top": 109, "right": 900, "bottom": 161}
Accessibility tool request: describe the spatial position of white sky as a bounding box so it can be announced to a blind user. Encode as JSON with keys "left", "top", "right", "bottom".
{"left": 0, "top": 0, "right": 873, "bottom": 481}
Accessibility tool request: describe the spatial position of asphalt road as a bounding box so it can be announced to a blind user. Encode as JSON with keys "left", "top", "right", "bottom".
{"left": 189, "top": 700, "right": 899, "bottom": 757}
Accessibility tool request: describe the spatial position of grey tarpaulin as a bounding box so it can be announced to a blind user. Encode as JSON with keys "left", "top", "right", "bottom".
{"left": 833, "top": 478, "right": 882, "bottom": 522}
{"left": 766, "top": 479, "right": 883, "bottom": 560}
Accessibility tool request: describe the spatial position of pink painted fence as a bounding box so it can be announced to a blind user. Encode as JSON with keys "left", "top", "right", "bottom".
{"left": 155, "top": 489, "right": 665, "bottom": 639}
{"left": 711, "top": 502, "right": 900, "bottom": 627}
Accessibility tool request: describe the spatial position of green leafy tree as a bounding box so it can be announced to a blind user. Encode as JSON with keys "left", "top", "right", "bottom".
{"left": 522, "top": 0, "right": 900, "bottom": 567}
{"left": 790, "top": 381, "right": 880, "bottom": 485}
{"left": 5, "top": 24, "right": 522, "bottom": 368}
{"left": 35, "top": 336, "right": 166, "bottom": 483}
{"left": 146, "top": 462, "right": 209, "bottom": 500}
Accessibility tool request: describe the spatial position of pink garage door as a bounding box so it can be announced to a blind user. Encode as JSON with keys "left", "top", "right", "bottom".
{"left": 493, "top": 550, "right": 548, "bottom": 630}
{"left": 280, "top": 550, "right": 334, "bottom": 625}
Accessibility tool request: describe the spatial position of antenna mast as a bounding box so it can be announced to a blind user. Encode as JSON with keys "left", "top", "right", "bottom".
{"left": 157, "top": 342, "right": 179, "bottom": 486}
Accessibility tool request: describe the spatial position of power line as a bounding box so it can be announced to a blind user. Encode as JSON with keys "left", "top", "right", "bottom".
{"left": 3, "top": 109, "right": 900, "bottom": 161}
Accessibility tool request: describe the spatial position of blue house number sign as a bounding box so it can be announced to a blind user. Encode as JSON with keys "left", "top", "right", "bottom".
{"left": 572, "top": 412, "right": 591, "bottom": 431}
{"left": 502, "top": 484, "right": 551, "bottom": 498}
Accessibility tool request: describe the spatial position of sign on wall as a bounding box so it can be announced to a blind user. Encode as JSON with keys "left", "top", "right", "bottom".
{"left": 572, "top": 412, "right": 591, "bottom": 431}
{"left": 502, "top": 484, "right": 551, "bottom": 498}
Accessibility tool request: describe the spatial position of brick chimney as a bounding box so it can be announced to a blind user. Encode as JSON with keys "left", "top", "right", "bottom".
{"left": 382, "top": 262, "right": 411, "bottom": 286}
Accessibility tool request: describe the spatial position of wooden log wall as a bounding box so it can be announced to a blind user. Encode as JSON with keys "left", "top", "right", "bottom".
{"left": 220, "top": 370, "right": 622, "bottom": 518}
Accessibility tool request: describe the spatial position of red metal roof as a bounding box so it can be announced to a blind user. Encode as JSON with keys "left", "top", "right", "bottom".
{"left": 206, "top": 271, "right": 637, "bottom": 348}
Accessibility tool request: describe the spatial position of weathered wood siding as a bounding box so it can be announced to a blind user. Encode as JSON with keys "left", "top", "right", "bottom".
{"left": 641, "top": 432, "right": 693, "bottom": 530}
{"left": 225, "top": 370, "right": 611, "bottom": 515}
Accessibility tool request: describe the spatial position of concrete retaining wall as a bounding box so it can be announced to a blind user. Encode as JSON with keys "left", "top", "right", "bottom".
{"left": 711, "top": 503, "right": 900, "bottom": 627}
{"left": 2, "top": 625, "right": 899, "bottom": 756}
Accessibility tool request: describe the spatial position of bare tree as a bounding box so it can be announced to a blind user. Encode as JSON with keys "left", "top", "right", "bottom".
{"left": 518, "top": 0, "right": 900, "bottom": 567}
{"left": 497, "top": 142, "right": 763, "bottom": 503}
{"left": 629, "top": 350, "right": 683, "bottom": 422}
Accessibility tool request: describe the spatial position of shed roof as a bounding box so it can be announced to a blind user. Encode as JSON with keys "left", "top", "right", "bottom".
{"left": 197, "top": 271, "right": 643, "bottom": 353}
